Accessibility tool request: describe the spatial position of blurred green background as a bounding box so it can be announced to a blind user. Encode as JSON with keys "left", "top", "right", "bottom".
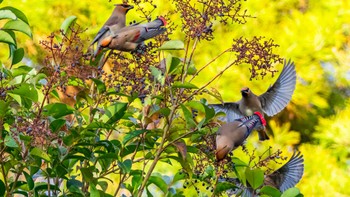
{"left": 2, "top": 0, "right": 350, "bottom": 196}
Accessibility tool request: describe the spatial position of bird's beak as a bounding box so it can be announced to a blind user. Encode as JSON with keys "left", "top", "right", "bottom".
{"left": 127, "top": 5, "right": 134, "bottom": 10}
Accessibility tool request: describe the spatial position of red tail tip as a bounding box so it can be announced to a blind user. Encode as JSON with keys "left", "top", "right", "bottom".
{"left": 254, "top": 111, "right": 266, "bottom": 126}
{"left": 158, "top": 16, "right": 167, "bottom": 26}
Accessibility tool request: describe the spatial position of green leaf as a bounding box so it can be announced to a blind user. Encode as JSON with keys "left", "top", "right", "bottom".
{"left": 102, "top": 102, "right": 128, "bottom": 124}
{"left": 91, "top": 78, "right": 106, "bottom": 94}
{"left": 123, "top": 130, "right": 147, "bottom": 145}
{"left": 11, "top": 47, "right": 24, "bottom": 65}
{"left": 0, "top": 9, "right": 16, "bottom": 20}
{"left": 67, "top": 178, "right": 83, "bottom": 188}
{"left": 148, "top": 175, "right": 168, "bottom": 193}
{"left": 214, "top": 182, "right": 237, "bottom": 194}
{"left": 61, "top": 15, "right": 77, "bottom": 34}
{"left": 49, "top": 119, "right": 66, "bottom": 132}
{"left": 245, "top": 168, "right": 264, "bottom": 190}
{"left": 165, "top": 55, "right": 181, "bottom": 74}
{"left": 3, "top": 19, "right": 32, "bottom": 38}
{"left": 0, "top": 180, "right": 5, "bottom": 196}
{"left": 158, "top": 40, "right": 184, "bottom": 50}
{"left": 150, "top": 66, "right": 165, "bottom": 85}
{"left": 90, "top": 184, "right": 100, "bottom": 197}
{"left": 30, "top": 147, "right": 51, "bottom": 162}
{"left": 180, "top": 104, "right": 196, "bottom": 129}
{"left": 232, "top": 157, "right": 249, "bottom": 167}
{"left": 23, "top": 171, "right": 34, "bottom": 190}
{"left": 34, "top": 183, "right": 60, "bottom": 194}
{"left": 12, "top": 65, "right": 32, "bottom": 77}
{"left": 4, "top": 135, "right": 18, "bottom": 148}
{"left": 0, "top": 6, "right": 29, "bottom": 24}
{"left": 203, "top": 104, "right": 215, "bottom": 123}
{"left": 8, "top": 83, "right": 38, "bottom": 103}
{"left": 260, "top": 186, "right": 282, "bottom": 197}
{"left": 0, "top": 29, "right": 15, "bottom": 45}
{"left": 172, "top": 81, "right": 198, "bottom": 89}
{"left": 118, "top": 159, "right": 132, "bottom": 174}
{"left": 281, "top": 187, "right": 301, "bottom": 197}
{"left": 98, "top": 181, "right": 108, "bottom": 193}
{"left": 0, "top": 100, "right": 9, "bottom": 118}
{"left": 43, "top": 103, "right": 74, "bottom": 119}
{"left": 81, "top": 167, "right": 95, "bottom": 184}
{"left": 173, "top": 171, "right": 186, "bottom": 183}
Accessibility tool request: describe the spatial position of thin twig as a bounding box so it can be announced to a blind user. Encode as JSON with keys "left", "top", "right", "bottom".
{"left": 189, "top": 49, "right": 230, "bottom": 82}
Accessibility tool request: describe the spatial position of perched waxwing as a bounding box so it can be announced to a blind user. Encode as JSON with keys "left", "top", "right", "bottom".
{"left": 211, "top": 59, "right": 296, "bottom": 141}
{"left": 96, "top": 17, "right": 166, "bottom": 54}
{"left": 220, "top": 151, "right": 304, "bottom": 197}
{"left": 90, "top": 4, "right": 134, "bottom": 55}
{"left": 216, "top": 112, "right": 266, "bottom": 161}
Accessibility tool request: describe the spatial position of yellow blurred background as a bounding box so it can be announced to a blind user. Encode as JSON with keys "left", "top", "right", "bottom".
{"left": 2, "top": 0, "right": 350, "bottom": 196}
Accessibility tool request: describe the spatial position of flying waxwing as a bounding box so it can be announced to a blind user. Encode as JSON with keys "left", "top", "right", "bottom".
{"left": 211, "top": 59, "right": 296, "bottom": 141}
{"left": 95, "top": 17, "right": 167, "bottom": 55}
{"left": 220, "top": 151, "right": 304, "bottom": 197}
{"left": 90, "top": 4, "right": 134, "bottom": 56}
{"left": 216, "top": 112, "right": 266, "bottom": 161}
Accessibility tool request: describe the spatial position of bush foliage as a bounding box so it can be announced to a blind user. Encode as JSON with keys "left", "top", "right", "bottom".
{"left": 1, "top": 0, "right": 350, "bottom": 196}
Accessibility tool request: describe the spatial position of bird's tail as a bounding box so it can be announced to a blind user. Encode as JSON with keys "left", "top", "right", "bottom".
{"left": 145, "top": 17, "right": 167, "bottom": 29}
{"left": 257, "top": 126, "right": 270, "bottom": 141}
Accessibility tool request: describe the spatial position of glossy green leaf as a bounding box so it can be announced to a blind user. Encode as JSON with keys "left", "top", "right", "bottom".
{"left": 102, "top": 102, "right": 127, "bottom": 124}
{"left": 260, "top": 186, "right": 282, "bottom": 197}
{"left": 180, "top": 104, "right": 196, "bottom": 129}
{"left": 11, "top": 47, "right": 24, "bottom": 65}
{"left": 8, "top": 83, "right": 38, "bottom": 102}
{"left": 12, "top": 65, "right": 32, "bottom": 77}
{"left": 166, "top": 55, "right": 181, "bottom": 75}
{"left": 232, "top": 157, "right": 249, "bottom": 167}
{"left": 90, "top": 184, "right": 100, "bottom": 197}
{"left": 245, "top": 168, "right": 264, "bottom": 190}
{"left": 281, "top": 187, "right": 301, "bottom": 197}
{"left": 203, "top": 104, "right": 215, "bottom": 123}
{"left": 214, "top": 182, "right": 237, "bottom": 194}
{"left": 0, "top": 6, "right": 29, "bottom": 24}
{"left": 30, "top": 147, "right": 51, "bottom": 162}
{"left": 43, "top": 103, "right": 74, "bottom": 119}
{"left": 81, "top": 167, "right": 95, "bottom": 183}
{"left": 23, "top": 171, "right": 34, "bottom": 190}
{"left": 148, "top": 175, "right": 168, "bottom": 193}
{"left": 0, "top": 9, "right": 16, "bottom": 20}
{"left": 118, "top": 159, "right": 132, "bottom": 174}
{"left": 4, "top": 135, "right": 18, "bottom": 148}
{"left": 173, "top": 171, "right": 186, "bottom": 183}
{"left": 60, "top": 15, "right": 77, "bottom": 34}
{"left": 91, "top": 78, "right": 106, "bottom": 94}
{"left": 0, "top": 179, "right": 5, "bottom": 196}
{"left": 67, "top": 178, "right": 83, "bottom": 188}
{"left": 123, "top": 129, "right": 147, "bottom": 144}
{"left": 0, "top": 100, "right": 9, "bottom": 118}
{"left": 172, "top": 82, "right": 198, "bottom": 89}
{"left": 3, "top": 19, "right": 32, "bottom": 38}
{"left": 0, "top": 29, "right": 15, "bottom": 45}
{"left": 98, "top": 181, "right": 108, "bottom": 192}
{"left": 34, "top": 183, "right": 60, "bottom": 194}
{"left": 158, "top": 40, "right": 184, "bottom": 50}
{"left": 49, "top": 119, "right": 66, "bottom": 132}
